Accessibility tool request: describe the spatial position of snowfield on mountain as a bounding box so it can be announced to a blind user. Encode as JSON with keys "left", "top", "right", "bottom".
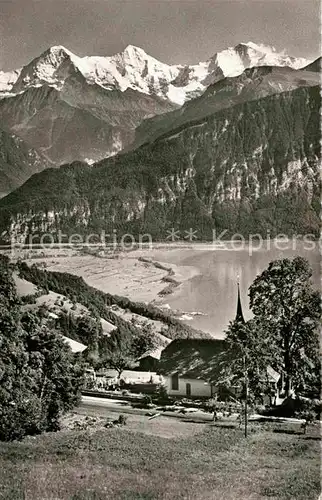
{"left": 0, "top": 42, "right": 310, "bottom": 104}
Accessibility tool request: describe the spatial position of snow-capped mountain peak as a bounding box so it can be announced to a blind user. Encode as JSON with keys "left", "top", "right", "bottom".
{"left": 209, "top": 42, "right": 309, "bottom": 78}
{"left": 48, "top": 44, "right": 73, "bottom": 55}
{"left": 122, "top": 44, "right": 149, "bottom": 59}
{"left": 245, "top": 41, "right": 308, "bottom": 68}
{"left": 10, "top": 45, "right": 82, "bottom": 92}
{"left": 116, "top": 44, "right": 172, "bottom": 71}
{"left": 0, "top": 68, "right": 21, "bottom": 93}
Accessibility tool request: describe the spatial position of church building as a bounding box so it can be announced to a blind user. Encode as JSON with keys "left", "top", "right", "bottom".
{"left": 158, "top": 282, "right": 281, "bottom": 401}
{"left": 158, "top": 283, "right": 245, "bottom": 398}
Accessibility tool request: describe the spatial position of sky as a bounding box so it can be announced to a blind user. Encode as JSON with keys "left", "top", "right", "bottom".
{"left": 0, "top": 0, "right": 320, "bottom": 70}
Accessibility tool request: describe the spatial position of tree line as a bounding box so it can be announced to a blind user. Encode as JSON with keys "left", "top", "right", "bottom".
{"left": 16, "top": 260, "right": 209, "bottom": 340}
{"left": 0, "top": 255, "right": 84, "bottom": 441}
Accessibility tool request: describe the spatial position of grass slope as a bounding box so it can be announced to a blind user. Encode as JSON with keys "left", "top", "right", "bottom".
{"left": 0, "top": 417, "right": 320, "bottom": 500}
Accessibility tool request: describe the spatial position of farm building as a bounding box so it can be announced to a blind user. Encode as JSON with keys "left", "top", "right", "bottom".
{"left": 137, "top": 347, "right": 163, "bottom": 371}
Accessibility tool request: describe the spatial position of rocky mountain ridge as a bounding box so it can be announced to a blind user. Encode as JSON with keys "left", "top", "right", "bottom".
{"left": 131, "top": 64, "right": 320, "bottom": 149}
{"left": 0, "top": 84, "right": 320, "bottom": 243}
{"left": 0, "top": 128, "right": 51, "bottom": 198}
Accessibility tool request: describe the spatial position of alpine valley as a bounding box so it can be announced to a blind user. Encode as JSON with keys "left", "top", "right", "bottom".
{"left": 0, "top": 43, "right": 320, "bottom": 241}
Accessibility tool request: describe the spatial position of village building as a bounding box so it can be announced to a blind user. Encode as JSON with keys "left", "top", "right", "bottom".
{"left": 137, "top": 346, "right": 163, "bottom": 371}
{"left": 158, "top": 338, "right": 227, "bottom": 398}
{"left": 157, "top": 283, "right": 243, "bottom": 398}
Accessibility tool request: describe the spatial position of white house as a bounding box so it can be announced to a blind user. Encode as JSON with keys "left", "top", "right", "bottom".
{"left": 165, "top": 373, "right": 214, "bottom": 398}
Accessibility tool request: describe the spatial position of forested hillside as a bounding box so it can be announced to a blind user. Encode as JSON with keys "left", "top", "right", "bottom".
{"left": 0, "top": 85, "right": 320, "bottom": 241}
{"left": 17, "top": 261, "right": 210, "bottom": 341}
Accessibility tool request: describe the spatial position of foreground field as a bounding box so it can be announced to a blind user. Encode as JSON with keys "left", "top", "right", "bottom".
{"left": 0, "top": 412, "right": 320, "bottom": 500}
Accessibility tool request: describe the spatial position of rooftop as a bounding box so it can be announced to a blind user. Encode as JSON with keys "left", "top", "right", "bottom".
{"left": 158, "top": 338, "right": 229, "bottom": 382}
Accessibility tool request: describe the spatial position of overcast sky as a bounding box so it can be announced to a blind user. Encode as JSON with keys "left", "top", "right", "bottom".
{"left": 0, "top": 0, "right": 320, "bottom": 70}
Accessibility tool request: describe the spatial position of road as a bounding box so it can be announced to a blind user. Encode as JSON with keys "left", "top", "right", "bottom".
{"left": 79, "top": 395, "right": 214, "bottom": 422}
{"left": 79, "top": 396, "right": 306, "bottom": 426}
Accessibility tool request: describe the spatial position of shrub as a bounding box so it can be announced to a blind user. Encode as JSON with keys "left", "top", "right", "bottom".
{"left": 20, "top": 294, "right": 37, "bottom": 304}
{"left": 155, "top": 384, "right": 169, "bottom": 403}
{"left": 294, "top": 398, "right": 321, "bottom": 433}
{"left": 117, "top": 414, "right": 128, "bottom": 426}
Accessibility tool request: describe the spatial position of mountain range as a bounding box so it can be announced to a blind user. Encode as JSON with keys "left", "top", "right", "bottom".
{"left": 0, "top": 42, "right": 311, "bottom": 170}
{"left": 0, "top": 42, "right": 320, "bottom": 242}
{"left": 131, "top": 64, "right": 319, "bottom": 149}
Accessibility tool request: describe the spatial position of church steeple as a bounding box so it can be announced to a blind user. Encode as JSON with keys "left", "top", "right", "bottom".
{"left": 235, "top": 279, "right": 245, "bottom": 323}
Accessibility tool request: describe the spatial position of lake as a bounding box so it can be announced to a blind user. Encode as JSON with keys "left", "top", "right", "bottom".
{"left": 152, "top": 241, "right": 321, "bottom": 337}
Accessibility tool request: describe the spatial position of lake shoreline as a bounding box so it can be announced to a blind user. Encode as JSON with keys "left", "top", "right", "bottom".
{"left": 6, "top": 240, "right": 319, "bottom": 337}
{"left": 15, "top": 247, "right": 201, "bottom": 308}
{"left": 137, "top": 256, "right": 201, "bottom": 299}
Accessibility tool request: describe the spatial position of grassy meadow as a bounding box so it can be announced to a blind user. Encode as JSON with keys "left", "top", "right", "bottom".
{"left": 0, "top": 412, "right": 320, "bottom": 500}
